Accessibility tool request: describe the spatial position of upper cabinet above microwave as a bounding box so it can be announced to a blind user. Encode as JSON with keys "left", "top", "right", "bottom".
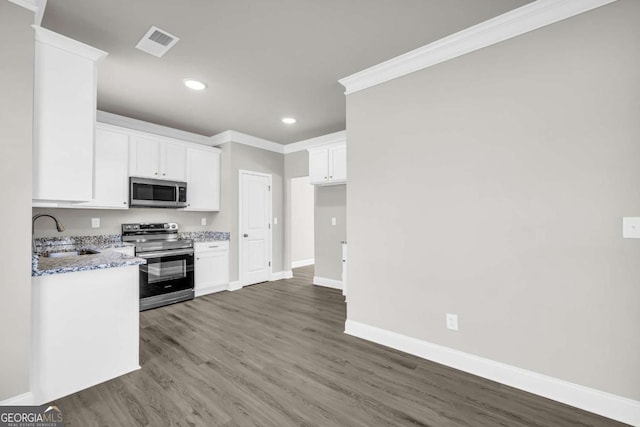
{"left": 308, "top": 142, "right": 347, "bottom": 186}
{"left": 129, "top": 136, "right": 187, "bottom": 181}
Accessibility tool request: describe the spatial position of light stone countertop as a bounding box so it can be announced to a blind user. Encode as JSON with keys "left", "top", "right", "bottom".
{"left": 32, "top": 236, "right": 145, "bottom": 277}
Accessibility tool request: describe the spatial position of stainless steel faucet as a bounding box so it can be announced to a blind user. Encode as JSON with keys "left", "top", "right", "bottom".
{"left": 32, "top": 214, "right": 65, "bottom": 253}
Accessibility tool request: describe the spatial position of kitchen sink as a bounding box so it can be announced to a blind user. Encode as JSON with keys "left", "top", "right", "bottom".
{"left": 42, "top": 249, "right": 100, "bottom": 258}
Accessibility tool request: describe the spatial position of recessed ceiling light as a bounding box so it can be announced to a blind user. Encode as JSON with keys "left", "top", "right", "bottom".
{"left": 183, "top": 79, "right": 207, "bottom": 91}
{"left": 282, "top": 117, "right": 297, "bottom": 124}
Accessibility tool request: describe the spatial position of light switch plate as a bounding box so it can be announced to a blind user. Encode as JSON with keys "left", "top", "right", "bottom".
{"left": 331, "top": 217, "right": 337, "bottom": 226}
{"left": 274, "top": 217, "right": 278, "bottom": 225}
{"left": 446, "top": 313, "right": 458, "bottom": 331}
{"left": 201, "top": 218, "right": 207, "bottom": 226}
{"left": 91, "top": 218, "right": 100, "bottom": 228}
{"left": 622, "top": 217, "right": 640, "bottom": 238}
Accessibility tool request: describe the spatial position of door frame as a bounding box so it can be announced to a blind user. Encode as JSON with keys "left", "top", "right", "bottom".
{"left": 238, "top": 169, "right": 273, "bottom": 287}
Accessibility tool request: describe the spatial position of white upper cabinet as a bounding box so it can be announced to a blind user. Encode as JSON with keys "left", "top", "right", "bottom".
{"left": 32, "top": 27, "right": 107, "bottom": 203}
{"left": 72, "top": 125, "right": 129, "bottom": 209}
{"left": 129, "top": 136, "right": 187, "bottom": 181}
{"left": 308, "top": 142, "right": 347, "bottom": 186}
{"left": 183, "top": 146, "right": 221, "bottom": 211}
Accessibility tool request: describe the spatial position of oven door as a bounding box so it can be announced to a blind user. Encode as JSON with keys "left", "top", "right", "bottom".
{"left": 137, "top": 248, "right": 194, "bottom": 302}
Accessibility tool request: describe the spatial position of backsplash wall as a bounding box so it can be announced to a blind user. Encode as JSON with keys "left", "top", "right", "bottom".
{"left": 32, "top": 207, "right": 227, "bottom": 238}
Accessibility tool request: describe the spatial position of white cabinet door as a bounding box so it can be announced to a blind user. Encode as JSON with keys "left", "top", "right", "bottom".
{"left": 32, "top": 27, "right": 106, "bottom": 203}
{"left": 195, "top": 242, "right": 230, "bottom": 296}
{"left": 161, "top": 142, "right": 187, "bottom": 181}
{"left": 73, "top": 127, "right": 129, "bottom": 209}
{"left": 329, "top": 144, "right": 347, "bottom": 183}
{"left": 308, "top": 148, "right": 329, "bottom": 184}
{"left": 184, "top": 147, "right": 220, "bottom": 211}
{"left": 129, "top": 136, "right": 160, "bottom": 178}
{"left": 308, "top": 143, "right": 347, "bottom": 186}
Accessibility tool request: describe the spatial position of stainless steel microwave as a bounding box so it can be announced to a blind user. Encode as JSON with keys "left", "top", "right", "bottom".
{"left": 130, "top": 177, "right": 187, "bottom": 208}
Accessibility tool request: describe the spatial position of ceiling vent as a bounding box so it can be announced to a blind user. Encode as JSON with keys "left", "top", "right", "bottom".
{"left": 135, "top": 26, "right": 179, "bottom": 58}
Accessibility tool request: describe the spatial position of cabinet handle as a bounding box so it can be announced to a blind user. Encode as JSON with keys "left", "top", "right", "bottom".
{"left": 123, "top": 201, "right": 127, "bottom": 205}
{"left": 163, "top": 173, "right": 166, "bottom": 176}
{"left": 324, "top": 176, "right": 327, "bottom": 179}
{"left": 330, "top": 176, "right": 333, "bottom": 178}
{"left": 196, "top": 257, "right": 200, "bottom": 260}
{"left": 209, "top": 246, "right": 219, "bottom": 249}
{"left": 154, "top": 172, "right": 158, "bottom": 175}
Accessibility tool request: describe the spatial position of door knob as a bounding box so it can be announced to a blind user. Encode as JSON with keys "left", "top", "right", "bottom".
{"left": 243, "top": 234, "right": 248, "bottom": 238}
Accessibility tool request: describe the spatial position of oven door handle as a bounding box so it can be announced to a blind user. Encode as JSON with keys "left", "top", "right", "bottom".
{"left": 137, "top": 249, "right": 194, "bottom": 258}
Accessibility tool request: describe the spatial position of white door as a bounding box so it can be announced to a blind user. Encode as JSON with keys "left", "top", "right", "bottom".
{"left": 161, "top": 142, "right": 187, "bottom": 181}
{"left": 240, "top": 171, "right": 271, "bottom": 286}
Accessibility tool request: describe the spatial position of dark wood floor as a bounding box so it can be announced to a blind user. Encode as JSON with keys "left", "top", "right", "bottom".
{"left": 55, "top": 266, "right": 624, "bottom": 426}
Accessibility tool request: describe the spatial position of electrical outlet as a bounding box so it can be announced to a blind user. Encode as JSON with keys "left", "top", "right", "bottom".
{"left": 331, "top": 217, "right": 337, "bottom": 226}
{"left": 622, "top": 217, "right": 640, "bottom": 238}
{"left": 91, "top": 218, "right": 100, "bottom": 228}
{"left": 201, "top": 218, "right": 207, "bottom": 226}
{"left": 446, "top": 313, "right": 458, "bottom": 331}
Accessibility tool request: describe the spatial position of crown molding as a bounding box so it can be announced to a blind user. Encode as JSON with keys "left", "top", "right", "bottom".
{"left": 283, "top": 130, "right": 346, "bottom": 154}
{"left": 97, "top": 111, "right": 213, "bottom": 146}
{"left": 339, "top": 0, "right": 619, "bottom": 95}
{"left": 33, "top": 25, "right": 107, "bottom": 61}
{"left": 209, "top": 130, "right": 285, "bottom": 154}
{"left": 10, "top": 0, "right": 47, "bottom": 25}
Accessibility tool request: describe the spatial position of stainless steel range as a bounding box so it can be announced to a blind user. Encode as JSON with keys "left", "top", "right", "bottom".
{"left": 122, "top": 222, "right": 194, "bottom": 311}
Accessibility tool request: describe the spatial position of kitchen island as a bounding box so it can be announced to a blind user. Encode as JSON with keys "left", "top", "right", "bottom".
{"left": 31, "top": 236, "right": 145, "bottom": 404}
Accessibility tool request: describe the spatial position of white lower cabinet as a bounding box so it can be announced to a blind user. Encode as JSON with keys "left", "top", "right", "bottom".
{"left": 195, "top": 241, "right": 229, "bottom": 296}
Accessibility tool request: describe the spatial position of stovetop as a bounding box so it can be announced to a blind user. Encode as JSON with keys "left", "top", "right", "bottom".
{"left": 122, "top": 222, "right": 193, "bottom": 253}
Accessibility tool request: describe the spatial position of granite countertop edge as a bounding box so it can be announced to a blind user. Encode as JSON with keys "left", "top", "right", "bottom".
{"left": 32, "top": 242, "right": 146, "bottom": 277}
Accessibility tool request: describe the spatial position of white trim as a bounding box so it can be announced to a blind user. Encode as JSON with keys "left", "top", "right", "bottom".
{"left": 195, "top": 284, "right": 228, "bottom": 297}
{"left": 291, "top": 258, "right": 314, "bottom": 268}
{"left": 339, "top": 0, "right": 619, "bottom": 95}
{"left": 0, "top": 392, "right": 34, "bottom": 406}
{"left": 33, "top": 25, "right": 107, "bottom": 62}
{"left": 228, "top": 281, "right": 242, "bottom": 291}
{"left": 8, "top": 0, "right": 37, "bottom": 12}
{"left": 210, "top": 130, "right": 284, "bottom": 154}
{"left": 270, "top": 271, "right": 291, "bottom": 281}
{"left": 344, "top": 320, "right": 640, "bottom": 426}
{"left": 238, "top": 170, "right": 273, "bottom": 287}
{"left": 284, "top": 130, "right": 347, "bottom": 154}
{"left": 97, "top": 111, "right": 213, "bottom": 146}
{"left": 313, "top": 276, "right": 342, "bottom": 290}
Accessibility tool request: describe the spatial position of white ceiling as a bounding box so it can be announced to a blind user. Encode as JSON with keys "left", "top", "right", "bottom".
{"left": 42, "top": 0, "right": 532, "bottom": 144}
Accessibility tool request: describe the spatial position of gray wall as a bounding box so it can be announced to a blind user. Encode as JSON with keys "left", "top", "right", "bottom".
{"left": 346, "top": 0, "right": 640, "bottom": 401}
{"left": 0, "top": 2, "right": 33, "bottom": 401}
{"left": 228, "top": 142, "right": 285, "bottom": 281}
{"left": 284, "top": 150, "right": 347, "bottom": 280}
{"left": 314, "top": 185, "right": 346, "bottom": 281}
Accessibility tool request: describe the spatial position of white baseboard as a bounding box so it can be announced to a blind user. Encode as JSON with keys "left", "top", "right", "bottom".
{"left": 291, "top": 258, "right": 314, "bottom": 268}
{"left": 0, "top": 392, "right": 34, "bottom": 406}
{"left": 344, "top": 320, "right": 640, "bottom": 426}
{"left": 271, "top": 271, "right": 292, "bottom": 281}
{"left": 313, "top": 276, "right": 342, "bottom": 290}
{"left": 227, "top": 281, "right": 242, "bottom": 291}
{"left": 195, "top": 284, "right": 228, "bottom": 297}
